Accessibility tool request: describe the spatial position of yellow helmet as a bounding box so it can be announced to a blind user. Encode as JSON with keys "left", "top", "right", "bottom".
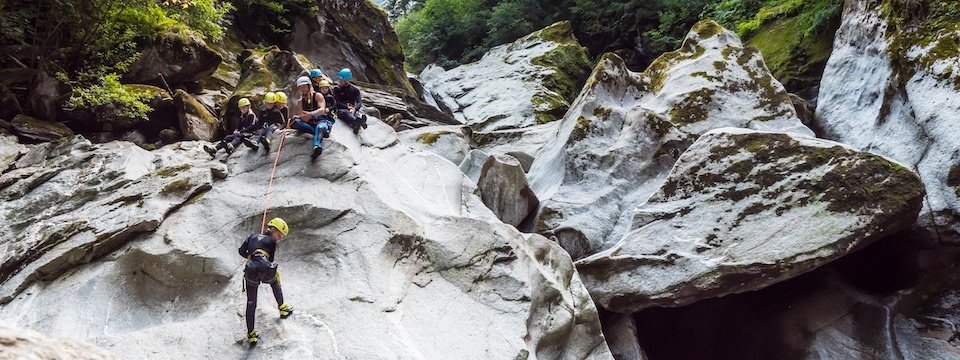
{"left": 238, "top": 98, "right": 251, "bottom": 107}
{"left": 275, "top": 92, "right": 287, "bottom": 103}
{"left": 317, "top": 81, "right": 331, "bottom": 88}
{"left": 267, "top": 217, "right": 289, "bottom": 236}
{"left": 263, "top": 92, "right": 277, "bottom": 104}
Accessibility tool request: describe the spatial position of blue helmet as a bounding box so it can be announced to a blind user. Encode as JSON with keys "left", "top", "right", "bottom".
{"left": 338, "top": 68, "right": 353, "bottom": 81}
{"left": 309, "top": 68, "right": 323, "bottom": 78}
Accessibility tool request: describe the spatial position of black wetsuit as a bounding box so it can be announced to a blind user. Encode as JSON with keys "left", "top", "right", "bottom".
{"left": 251, "top": 107, "right": 283, "bottom": 145}
{"left": 238, "top": 233, "right": 283, "bottom": 333}
{"left": 220, "top": 112, "right": 257, "bottom": 148}
{"left": 332, "top": 83, "right": 365, "bottom": 130}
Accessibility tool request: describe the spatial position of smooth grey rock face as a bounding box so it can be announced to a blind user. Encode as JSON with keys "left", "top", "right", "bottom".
{"left": 478, "top": 154, "right": 539, "bottom": 227}
{"left": 420, "top": 21, "right": 591, "bottom": 132}
{"left": 0, "top": 118, "right": 612, "bottom": 359}
{"left": 0, "top": 320, "right": 123, "bottom": 359}
{"left": 528, "top": 21, "right": 813, "bottom": 260}
{"left": 0, "top": 133, "right": 26, "bottom": 171}
{"left": 815, "top": 0, "right": 960, "bottom": 237}
{"left": 577, "top": 128, "right": 925, "bottom": 312}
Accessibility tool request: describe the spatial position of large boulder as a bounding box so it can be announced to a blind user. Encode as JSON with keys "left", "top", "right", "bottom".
{"left": 815, "top": 0, "right": 960, "bottom": 239}
{"left": 0, "top": 320, "right": 122, "bottom": 359}
{"left": 477, "top": 154, "right": 539, "bottom": 228}
{"left": 11, "top": 114, "right": 74, "bottom": 143}
{"left": 528, "top": 21, "right": 813, "bottom": 260}
{"left": 420, "top": 21, "right": 592, "bottom": 132}
{"left": 124, "top": 29, "right": 222, "bottom": 87}
{"left": 576, "top": 128, "right": 925, "bottom": 312}
{"left": 355, "top": 82, "right": 458, "bottom": 128}
{"left": 173, "top": 90, "right": 219, "bottom": 141}
{"left": 289, "top": 0, "right": 415, "bottom": 95}
{"left": 0, "top": 119, "right": 612, "bottom": 359}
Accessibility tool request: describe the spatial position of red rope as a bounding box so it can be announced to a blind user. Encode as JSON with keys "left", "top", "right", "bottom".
{"left": 260, "top": 115, "right": 293, "bottom": 233}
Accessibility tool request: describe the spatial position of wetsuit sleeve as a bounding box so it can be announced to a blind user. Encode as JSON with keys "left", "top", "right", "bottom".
{"left": 265, "top": 237, "right": 277, "bottom": 262}
{"left": 238, "top": 235, "right": 251, "bottom": 258}
{"left": 353, "top": 87, "right": 362, "bottom": 111}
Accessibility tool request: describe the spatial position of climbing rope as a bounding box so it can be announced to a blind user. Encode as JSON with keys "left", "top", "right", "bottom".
{"left": 259, "top": 113, "right": 294, "bottom": 233}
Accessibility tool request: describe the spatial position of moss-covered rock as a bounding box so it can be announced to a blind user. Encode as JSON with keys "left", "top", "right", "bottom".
{"left": 173, "top": 90, "right": 218, "bottom": 141}
{"left": 421, "top": 21, "right": 592, "bottom": 132}
{"left": 288, "top": 0, "right": 415, "bottom": 95}
{"left": 11, "top": 114, "right": 74, "bottom": 143}
{"left": 527, "top": 21, "right": 812, "bottom": 261}
{"left": 220, "top": 47, "right": 310, "bottom": 132}
{"left": 123, "top": 29, "right": 222, "bottom": 87}
{"left": 577, "top": 128, "right": 925, "bottom": 312}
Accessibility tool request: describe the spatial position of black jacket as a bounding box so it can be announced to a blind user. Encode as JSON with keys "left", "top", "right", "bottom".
{"left": 238, "top": 233, "right": 277, "bottom": 262}
{"left": 258, "top": 107, "right": 284, "bottom": 128}
{"left": 237, "top": 112, "right": 259, "bottom": 133}
{"left": 332, "top": 84, "right": 362, "bottom": 111}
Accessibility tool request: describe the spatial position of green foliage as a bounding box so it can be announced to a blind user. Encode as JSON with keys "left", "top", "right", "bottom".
{"left": 229, "top": 0, "right": 318, "bottom": 43}
{"left": 65, "top": 73, "right": 154, "bottom": 123}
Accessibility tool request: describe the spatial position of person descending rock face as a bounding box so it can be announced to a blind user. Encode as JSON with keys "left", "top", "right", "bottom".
{"left": 317, "top": 81, "right": 337, "bottom": 139}
{"left": 291, "top": 76, "right": 333, "bottom": 160}
{"left": 239, "top": 217, "right": 293, "bottom": 347}
{"left": 244, "top": 92, "right": 283, "bottom": 152}
{"left": 332, "top": 68, "right": 367, "bottom": 135}
{"left": 204, "top": 98, "right": 258, "bottom": 159}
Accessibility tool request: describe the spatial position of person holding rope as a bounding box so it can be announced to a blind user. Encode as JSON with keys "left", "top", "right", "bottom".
{"left": 291, "top": 76, "right": 333, "bottom": 160}
{"left": 239, "top": 217, "right": 293, "bottom": 346}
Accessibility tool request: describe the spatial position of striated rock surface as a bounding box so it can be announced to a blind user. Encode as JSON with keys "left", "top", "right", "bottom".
{"left": 0, "top": 137, "right": 217, "bottom": 304}
{"left": 0, "top": 118, "right": 612, "bottom": 359}
{"left": 0, "top": 321, "right": 122, "bottom": 359}
{"left": 816, "top": 0, "right": 960, "bottom": 238}
{"left": 477, "top": 154, "right": 539, "bottom": 227}
{"left": 420, "top": 21, "right": 592, "bottom": 132}
{"left": 577, "top": 128, "right": 925, "bottom": 312}
{"left": 528, "top": 21, "right": 813, "bottom": 260}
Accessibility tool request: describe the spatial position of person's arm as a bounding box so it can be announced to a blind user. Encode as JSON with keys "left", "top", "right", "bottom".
{"left": 238, "top": 114, "right": 258, "bottom": 133}
{"left": 353, "top": 87, "right": 362, "bottom": 112}
{"left": 306, "top": 93, "right": 327, "bottom": 116}
{"left": 238, "top": 236, "right": 251, "bottom": 258}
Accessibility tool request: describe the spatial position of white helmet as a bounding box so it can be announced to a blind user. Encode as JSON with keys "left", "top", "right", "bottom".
{"left": 296, "top": 76, "right": 311, "bottom": 87}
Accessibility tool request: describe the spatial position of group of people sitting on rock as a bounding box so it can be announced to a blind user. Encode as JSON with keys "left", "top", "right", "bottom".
{"left": 204, "top": 67, "right": 368, "bottom": 161}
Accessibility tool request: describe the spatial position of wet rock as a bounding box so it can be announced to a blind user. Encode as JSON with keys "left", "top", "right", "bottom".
{"left": 477, "top": 154, "right": 539, "bottom": 227}
{"left": 577, "top": 128, "right": 925, "bottom": 312}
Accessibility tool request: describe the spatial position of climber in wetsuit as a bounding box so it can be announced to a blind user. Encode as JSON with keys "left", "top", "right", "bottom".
{"left": 332, "top": 68, "right": 367, "bottom": 134}
{"left": 244, "top": 92, "right": 283, "bottom": 152}
{"left": 238, "top": 217, "right": 293, "bottom": 346}
{"left": 204, "top": 98, "right": 257, "bottom": 159}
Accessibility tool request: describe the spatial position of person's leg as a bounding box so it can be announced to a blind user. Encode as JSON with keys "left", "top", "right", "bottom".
{"left": 292, "top": 119, "right": 312, "bottom": 134}
{"left": 245, "top": 278, "right": 259, "bottom": 334}
{"left": 269, "top": 271, "right": 292, "bottom": 318}
{"left": 310, "top": 118, "right": 325, "bottom": 148}
{"left": 338, "top": 109, "right": 358, "bottom": 132}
